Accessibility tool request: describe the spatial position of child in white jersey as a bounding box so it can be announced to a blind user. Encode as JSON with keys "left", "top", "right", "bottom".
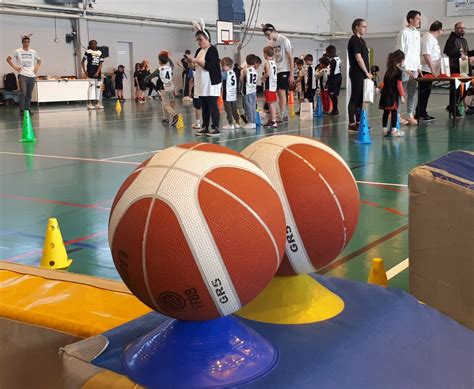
{"left": 303, "top": 54, "right": 317, "bottom": 105}
{"left": 145, "top": 52, "right": 178, "bottom": 126}
{"left": 262, "top": 46, "right": 278, "bottom": 128}
{"left": 241, "top": 54, "right": 259, "bottom": 129}
{"left": 220, "top": 57, "right": 240, "bottom": 130}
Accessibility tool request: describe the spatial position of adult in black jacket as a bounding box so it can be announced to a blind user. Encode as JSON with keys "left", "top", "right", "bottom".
{"left": 188, "top": 23, "right": 222, "bottom": 137}
{"left": 443, "top": 22, "right": 471, "bottom": 114}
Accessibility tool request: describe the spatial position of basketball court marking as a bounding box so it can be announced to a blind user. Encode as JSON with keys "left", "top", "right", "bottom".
{"left": 0, "top": 151, "right": 141, "bottom": 165}
{"left": 319, "top": 224, "right": 408, "bottom": 274}
{"left": 387, "top": 258, "right": 409, "bottom": 280}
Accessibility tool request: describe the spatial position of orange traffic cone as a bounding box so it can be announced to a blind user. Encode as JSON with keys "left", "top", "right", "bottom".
{"left": 288, "top": 91, "right": 295, "bottom": 105}
{"left": 218, "top": 95, "right": 224, "bottom": 106}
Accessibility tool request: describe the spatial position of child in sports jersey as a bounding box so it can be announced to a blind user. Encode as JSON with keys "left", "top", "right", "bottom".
{"left": 241, "top": 54, "right": 259, "bottom": 129}
{"left": 145, "top": 53, "right": 179, "bottom": 126}
{"left": 262, "top": 46, "right": 278, "bottom": 128}
{"left": 295, "top": 59, "right": 305, "bottom": 103}
{"left": 133, "top": 63, "right": 141, "bottom": 101}
{"left": 303, "top": 54, "right": 317, "bottom": 105}
{"left": 326, "top": 45, "right": 342, "bottom": 116}
{"left": 317, "top": 57, "right": 331, "bottom": 114}
{"left": 221, "top": 57, "right": 240, "bottom": 130}
{"left": 114, "top": 65, "right": 126, "bottom": 101}
{"left": 81, "top": 39, "right": 104, "bottom": 110}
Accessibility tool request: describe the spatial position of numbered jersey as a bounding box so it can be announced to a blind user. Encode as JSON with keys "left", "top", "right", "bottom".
{"left": 265, "top": 60, "right": 277, "bottom": 92}
{"left": 225, "top": 70, "right": 237, "bottom": 102}
{"left": 158, "top": 65, "right": 174, "bottom": 91}
{"left": 331, "top": 57, "right": 342, "bottom": 75}
{"left": 305, "top": 65, "right": 317, "bottom": 90}
{"left": 245, "top": 67, "right": 258, "bottom": 95}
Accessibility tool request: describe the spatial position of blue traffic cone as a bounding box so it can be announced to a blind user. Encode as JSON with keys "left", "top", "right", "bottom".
{"left": 314, "top": 95, "right": 323, "bottom": 118}
{"left": 255, "top": 110, "right": 261, "bottom": 127}
{"left": 354, "top": 110, "right": 372, "bottom": 144}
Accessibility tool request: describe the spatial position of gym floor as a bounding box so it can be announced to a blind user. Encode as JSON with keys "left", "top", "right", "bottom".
{"left": 1, "top": 90, "right": 472, "bottom": 290}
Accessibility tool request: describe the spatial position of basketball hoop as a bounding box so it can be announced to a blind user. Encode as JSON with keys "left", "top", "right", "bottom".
{"left": 222, "top": 40, "right": 239, "bottom": 46}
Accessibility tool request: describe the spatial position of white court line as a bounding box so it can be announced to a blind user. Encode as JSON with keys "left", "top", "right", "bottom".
{"left": 356, "top": 180, "right": 408, "bottom": 187}
{"left": 387, "top": 258, "right": 409, "bottom": 280}
{"left": 102, "top": 149, "right": 162, "bottom": 160}
{"left": 0, "top": 151, "right": 140, "bottom": 165}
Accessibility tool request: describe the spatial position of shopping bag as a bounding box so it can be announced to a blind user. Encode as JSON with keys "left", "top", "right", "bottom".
{"left": 363, "top": 79, "right": 374, "bottom": 103}
{"left": 441, "top": 56, "right": 451, "bottom": 76}
{"left": 299, "top": 101, "right": 313, "bottom": 121}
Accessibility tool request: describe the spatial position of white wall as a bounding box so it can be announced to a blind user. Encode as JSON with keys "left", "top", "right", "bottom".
{"left": 331, "top": 0, "right": 474, "bottom": 34}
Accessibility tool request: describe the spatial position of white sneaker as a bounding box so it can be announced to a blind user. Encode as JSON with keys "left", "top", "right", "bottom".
{"left": 234, "top": 123, "right": 240, "bottom": 129}
{"left": 383, "top": 128, "right": 388, "bottom": 136}
{"left": 391, "top": 129, "right": 405, "bottom": 137}
{"left": 192, "top": 122, "right": 201, "bottom": 129}
{"left": 96, "top": 104, "right": 104, "bottom": 110}
{"left": 87, "top": 103, "right": 95, "bottom": 110}
{"left": 148, "top": 96, "right": 154, "bottom": 100}
{"left": 222, "top": 124, "right": 235, "bottom": 130}
{"left": 243, "top": 123, "right": 256, "bottom": 129}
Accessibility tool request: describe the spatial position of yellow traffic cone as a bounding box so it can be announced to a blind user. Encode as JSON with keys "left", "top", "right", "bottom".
{"left": 176, "top": 113, "right": 185, "bottom": 129}
{"left": 40, "top": 218, "right": 73, "bottom": 270}
{"left": 115, "top": 99, "right": 122, "bottom": 113}
{"left": 368, "top": 257, "right": 388, "bottom": 287}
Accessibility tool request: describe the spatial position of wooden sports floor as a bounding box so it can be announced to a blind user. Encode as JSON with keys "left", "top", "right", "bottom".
{"left": 1, "top": 90, "right": 472, "bottom": 291}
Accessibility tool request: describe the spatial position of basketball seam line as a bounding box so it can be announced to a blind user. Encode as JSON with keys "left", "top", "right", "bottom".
{"left": 282, "top": 145, "right": 348, "bottom": 260}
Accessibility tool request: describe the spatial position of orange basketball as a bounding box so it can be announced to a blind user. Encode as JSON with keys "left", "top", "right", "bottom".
{"left": 108, "top": 143, "right": 286, "bottom": 320}
{"left": 242, "top": 135, "right": 359, "bottom": 275}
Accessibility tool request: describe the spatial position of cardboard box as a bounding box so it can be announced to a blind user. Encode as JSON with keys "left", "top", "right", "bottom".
{"left": 409, "top": 151, "right": 474, "bottom": 330}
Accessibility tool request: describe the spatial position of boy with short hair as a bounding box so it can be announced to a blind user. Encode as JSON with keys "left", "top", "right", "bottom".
{"left": 262, "top": 46, "right": 278, "bottom": 128}
{"left": 303, "top": 54, "right": 317, "bottom": 105}
{"left": 221, "top": 57, "right": 240, "bottom": 130}
{"left": 145, "top": 53, "right": 179, "bottom": 126}
{"left": 317, "top": 57, "right": 331, "bottom": 114}
{"left": 326, "top": 45, "right": 342, "bottom": 115}
{"left": 113, "top": 65, "right": 126, "bottom": 101}
{"left": 241, "top": 54, "right": 258, "bottom": 129}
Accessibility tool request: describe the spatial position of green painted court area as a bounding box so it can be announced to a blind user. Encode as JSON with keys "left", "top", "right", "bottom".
{"left": 1, "top": 91, "right": 473, "bottom": 290}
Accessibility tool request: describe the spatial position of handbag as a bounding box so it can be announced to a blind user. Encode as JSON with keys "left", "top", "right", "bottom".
{"left": 299, "top": 101, "right": 313, "bottom": 121}
{"left": 363, "top": 78, "right": 375, "bottom": 103}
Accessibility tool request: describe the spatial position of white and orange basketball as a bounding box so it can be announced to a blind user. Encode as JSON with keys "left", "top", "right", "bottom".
{"left": 108, "top": 143, "right": 286, "bottom": 321}
{"left": 242, "top": 135, "right": 359, "bottom": 276}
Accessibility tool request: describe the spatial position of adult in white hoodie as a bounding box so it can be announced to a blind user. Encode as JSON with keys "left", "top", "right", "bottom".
{"left": 396, "top": 10, "right": 422, "bottom": 125}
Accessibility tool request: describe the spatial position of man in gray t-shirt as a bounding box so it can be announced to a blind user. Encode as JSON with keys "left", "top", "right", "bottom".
{"left": 263, "top": 23, "right": 293, "bottom": 122}
{"left": 6, "top": 36, "right": 41, "bottom": 115}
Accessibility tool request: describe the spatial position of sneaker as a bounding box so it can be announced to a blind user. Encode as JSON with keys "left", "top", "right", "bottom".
{"left": 391, "top": 129, "right": 405, "bottom": 137}
{"left": 161, "top": 119, "right": 169, "bottom": 125}
{"left": 264, "top": 121, "right": 278, "bottom": 128}
{"left": 194, "top": 128, "right": 209, "bottom": 136}
{"left": 407, "top": 117, "right": 417, "bottom": 126}
{"left": 243, "top": 123, "right": 256, "bottom": 129}
{"left": 207, "top": 129, "right": 221, "bottom": 137}
{"left": 192, "top": 122, "right": 201, "bottom": 129}
{"left": 383, "top": 128, "right": 389, "bottom": 137}
{"left": 222, "top": 124, "right": 235, "bottom": 130}
{"left": 148, "top": 96, "right": 154, "bottom": 100}
{"left": 170, "top": 114, "right": 179, "bottom": 126}
{"left": 281, "top": 116, "right": 289, "bottom": 122}
{"left": 234, "top": 123, "right": 241, "bottom": 129}
{"left": 348, "top": 123, "right": 359, "bottom": 134}
{"left": 240, "top": 114, "right": 248, "bottom": 124}
{"left": 419, "top": 115, "right": 435, "bottom": 122}
{"left": 96, "top": 104, "right": 104, "bottom": 110}
{"left": 399, "top": 117, "right": 409, "bottom": 125}
{"left": 330, "top": 110, "right": 339, "bottom": 116}
{"left": 87, "top": 103, "right": 96, "bottom": 110}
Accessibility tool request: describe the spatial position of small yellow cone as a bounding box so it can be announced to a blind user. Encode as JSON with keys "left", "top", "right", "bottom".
{"left": 368, "top": 257, "right": 388, "bottom": 287}
{"left": 176, "top": 113, "right": 185, "bottom": 129}
{"left": 115, "top": 99, "right": 122, "bottom": 113}
{"left": 40, "top": 218, "right": 73, "bottom": 270}
{"left": 289, "top": 105, "right": 296, "bottom": 117}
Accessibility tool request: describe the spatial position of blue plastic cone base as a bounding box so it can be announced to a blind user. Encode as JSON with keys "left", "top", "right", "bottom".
{"left": 122, "top": 315, "right": 279, "bottom": 389}
{"left": 315, "top": 95, "right": 324, "bottom": 118}
{"left": 354, "top": 110, "right": 372, "bottom": 144}
{"left": 255, "top": 111, "right": 261, "bottom": 127}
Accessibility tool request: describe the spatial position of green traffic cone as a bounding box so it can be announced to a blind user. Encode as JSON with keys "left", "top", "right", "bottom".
{"left": 19, "top": 110, "right": 38, "bottom": 143}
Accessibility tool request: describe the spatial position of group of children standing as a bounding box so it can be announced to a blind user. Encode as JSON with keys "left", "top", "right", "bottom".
{"left": 294, "top": 45, "right": 342, "bottom": 116}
